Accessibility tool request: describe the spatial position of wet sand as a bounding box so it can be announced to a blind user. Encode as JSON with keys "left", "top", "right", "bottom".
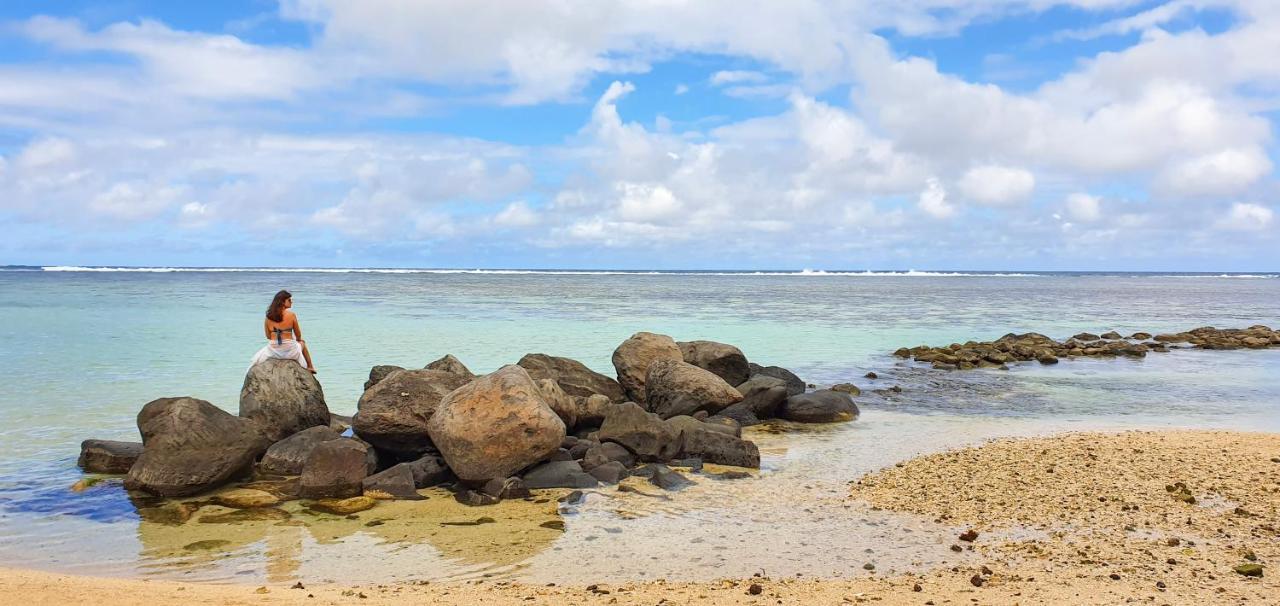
{"left": 4, "top": 429, "right": 1276, "bottom": 604}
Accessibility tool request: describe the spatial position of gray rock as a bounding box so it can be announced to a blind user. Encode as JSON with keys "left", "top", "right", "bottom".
{"left": 78, "top": 439, "right": 143, "bottom": 474}
{"left": 575, "top": 394, "right": 614, "bottom": 427}
{"left": 644, "top": 465, "right": 694, "bottom": 491}
{"left": 402, "top": 454, "right": 452, "bottom": 488}
{"left": 426, "top": 365, "right": 566, "bottom": 482}
{"left": 239, "top": 359, "right": 330, "bottom": 442}
{"left": 424, "top": 354, "right": 475, "bottom": 380}
{"left": 612, "top": 332, "right": 683, "bottom": 403}
{"left": 644, "top": 359, "right": 744, "bottom": 419}
{"left": 518, "top": 353, "right": 625, "bottom": 402}
{"left": 454, "top": 489, "right": 499, "bottom": 506}
{"left": 125, "top": 397, "right": 270, "bottom": 497}
{"left": 364, "top": 365, "right": 405, "bottom": 391}
{"left": 522, "top": 460, "right": 599, "bottom": 489}
{"left": 481, "top": 476, "right": 531, "bottom": 499}
{"left": 587, "top": 461, "right": 627, "bottom": 484}
{"left": 596, "top": 402, "right": 680, "bottom": 461}
{"left": 779, "top": 390, "right": 860, "bottom": 423}
{"left": 668, "top": 417, "right": 760, "bottom": 468}
{"left": 699, "top": 415, "right": 742, "bottom": 437}
{"left": 568, "top": 439, "right": 597, "bottom": 460}
{"left": 362, "top": 464, "right": 422, "bottom": 500}
{"left": 328, "top": 413, "right": 353, "bottom": 433}
{"left": 580, "top": 441, "right": 636, "bottom": 471}
{"left": 352, "top": 368, "right": 471, "bottom": 457}
{"left": 299, "top": 439, "right": 370, "bottom": 499}
{"left": 746, "top": 364, "right": 805, "bottom": 396}
{"left": 534, "top": 378, "right": 578, "bottom": 430}
{"left": 678, "top": 340, "right": 750, "bottom": 386}
{"left": 259, "top": 426, "right": 342, "bottom": 475}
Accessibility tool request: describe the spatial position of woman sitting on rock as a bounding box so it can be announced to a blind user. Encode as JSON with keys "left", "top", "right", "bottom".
{"left": 249, "top": 289, "right": 317, "bottom": 374}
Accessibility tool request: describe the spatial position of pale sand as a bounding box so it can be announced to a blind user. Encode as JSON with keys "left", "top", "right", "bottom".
{"left": 3, "top": 429, "right": 1276, "bottom": 605}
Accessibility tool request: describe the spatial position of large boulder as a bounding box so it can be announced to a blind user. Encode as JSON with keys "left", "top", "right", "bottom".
{"left": 299, "top": 439, "right": 370, "bottom": 499}
{"left": 612, "top": 332, "right": 683, "bottom": 403}
{"left": 239, "top": 359, "right": 330, "bottom": 442}
{"left": 596, "top": 402, "right": 680, "bottom": 461}
{"left": 78, "top": 439, "right": 143, "bottom": 474}
{"left": 717, "top": 375, "right": 789, "bottom": 425}
{"left": 679, "top": 341, "right": 750, "bottom": 386}
{"left": 426, "top": 365, "right": 566, "bottom": 483}
{"left": 259, "top": 426, "right": 342, "bottom": 475}
{"left": 575, "top": 394, "right": 613, "bottom": 427}
{"left": 747, "top": 363, "right": 806, "bottom": 396}
{"left": 667, "top": 417, "right": 760, "bottom": 468}
{"left": 352, "top": 369, "right": 471, "bottom": 457}
{"left": 778, "top": 390, "right": 859, "bottom": 423}
{"left": 518, "top": 353, "right": 625, "bottom": 402}
{"left": 644, "top": 359, "right": 743, "bottom": 419}
{"left": 424, "top": 354, "right": 475, "bottom": 380}
{"left": 402, "top": 454, "right": 452, "bottom": 488}
{"left": 364, "top": 365, "right": 405, "bottom": 391}
{"left": 534, "top": 378, "right": 578, "bottom": 430}
{"left": 124, "top": 397, "right": 270, "bottom": 497}
{"left": 362, "top": 465, "right": 422, "bottom": 500}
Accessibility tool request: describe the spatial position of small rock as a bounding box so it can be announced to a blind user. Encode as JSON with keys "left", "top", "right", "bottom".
{"left": 959, "top": 529, "right": 979, "bottom": 542}
{"left": 1233, "top": 563, "right": 1263, "bottom": 577}
{"left": 912, "top": 583, "right": 922, "bottom": 592}
{"left": 539, "top": 520, "right": 565, "bottom": 531}
{"left": 481, "top": 476, "right": 532, "bottom": 500}
{"left": 308, "top": 496, "right": 377, "bottom": 515}
{"left": 862, "top": 563, "right": 875, "bottom": 570}
{"left": 970, "top": 574, "right": 984, "bottom": 587}
{"left": 747, "top": 583, "right": 763, "bottom": 595}
{"left": 558, "top": 490, "right": 585, "bottom": 505}
{"left": 454, "top": 489, "right": 500, "bottom": 507}
{"left": 864, "top": 372, "right": 878, "bottom": 379}
{"left": 213, "top": 488, "right": 281, "bottom": 509}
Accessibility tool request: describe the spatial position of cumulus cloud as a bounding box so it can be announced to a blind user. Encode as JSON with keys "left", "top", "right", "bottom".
{"left": 1065, "top": 193, "right": 1102, "bottom": 222}
{"left": 1155, "top": 147, "right": 1272, "bottom": 197}
{"left": 493, "top": 201, "right": 539, "bottom": 228}
{"left": 918, "top": 178, "right": 956, "bottom": 219}
{"left": 957, "top": 165, "right": 1036, "bottom": 206}
{"left": 1214, "top": 202, "right": 1274, "bottom": 232}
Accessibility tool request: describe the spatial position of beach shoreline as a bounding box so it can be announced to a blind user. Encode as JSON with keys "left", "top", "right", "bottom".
{"left": 5, "top": 428, "right": 1274, "bottom": 605}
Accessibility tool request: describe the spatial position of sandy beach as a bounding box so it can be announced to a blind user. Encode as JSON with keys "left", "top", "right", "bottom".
{"left": 5, "top": 429, "right": 1275, "bottom": 605}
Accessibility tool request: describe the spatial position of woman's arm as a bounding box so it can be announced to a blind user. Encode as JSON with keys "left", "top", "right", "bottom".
{"left": 263, "top": 318, "right": 271, "bottom": 341}
{"left": 291, "top": 312, "right": 305, "bottom": 342}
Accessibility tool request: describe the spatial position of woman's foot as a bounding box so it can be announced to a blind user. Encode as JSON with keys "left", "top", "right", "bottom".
{"left": 307, "top": 367, "right": 318, "bottom": 374}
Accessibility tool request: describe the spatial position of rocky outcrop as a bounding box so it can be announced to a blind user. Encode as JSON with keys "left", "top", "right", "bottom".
{"left": 518, "top": 353, "right": 625, "bottom": 402}
{"left": 678, "top": 340, "right": 750, "bottom": 386}
{"left": 78, "top": 439, "right": 143, "bottom": 474}
{"left": 597, "top": 402, "right": 680, "bottom": 461}
{"left": 125, "top": 397, "right": 270, "bottom": 497}
{"left": 364, "top": 365, "right": 405, "bottom": 392}
{"left": 644, "top": 359, "right": 743, "bottom": 419}
{"left": 299, "top": 439, "right": 371, "bottom": 499}
{"left": 746, "top": 364, "right": 806, "bottom": 396}
{"left": 424, "top": 354, "right": 475, "bottom": 380}
{"left": 239, "top": 359, "right": 330, "bottom": 442}
{"left": 426, "top": 365, "right": 566, "bottom": 482}
{"left": 779, "top": 390, "right": 859, "bottom": 423}
{"left": 612, "top": 332, "right": 683, "bottom": 403}
{"left": 666, "top": 416, "right": 760, "bottom": 468}
{"left": 352, "top": 368, "right": 471, "bottom": 457}
{"left": 259, "top": 426, "right": 341, "bottom": 475}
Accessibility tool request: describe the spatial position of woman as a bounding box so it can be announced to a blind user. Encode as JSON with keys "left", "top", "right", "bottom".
{"left": 248, "top": 290, "right": 317, "bottom": 373}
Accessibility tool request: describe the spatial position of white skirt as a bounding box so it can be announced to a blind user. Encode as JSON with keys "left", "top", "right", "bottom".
{"left": 249, "top": 340, "right": 306, "bottom": 370}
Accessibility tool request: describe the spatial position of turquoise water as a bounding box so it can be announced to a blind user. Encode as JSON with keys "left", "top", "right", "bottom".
{"left": 0, "top": 268, "right": 1278, "bottom": 583}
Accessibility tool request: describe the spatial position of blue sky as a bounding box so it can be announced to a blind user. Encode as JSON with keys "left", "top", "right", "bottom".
{"left": 0, "top": 1, "right": 1276, "bottom": 270}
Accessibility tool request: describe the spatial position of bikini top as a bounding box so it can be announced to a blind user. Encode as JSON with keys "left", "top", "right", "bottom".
{"left": 271, "top": 326, "right": 294, "bottom": 345}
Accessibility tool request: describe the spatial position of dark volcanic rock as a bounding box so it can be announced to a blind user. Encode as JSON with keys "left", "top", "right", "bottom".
{"left": 746, "top": 364, "right": 805, "bottom": 396}
{"left": 402, "top": 454, "right": 453, "bottom": 488}
{"left": 424, "top": 354, "right": 475, "bottom": 380}
{"left": 361, "top": 464, "right": 422, "bottom": 500}
{"left": 299, "top": 439, "right": 370, "bottom": 499}
{"left": 667, "top": 417, "right": 760, "bottom": 468}
{"left": 518, "top": 353, "right": 626, "bottom": 402}
{"left": 522, "top": 460, "right": 599, "bottom": 489}
{"left": 239, "top": 359, "right": 330, "bottom": 442}
{"left": 426, "top": 365, "right": 566, "bottom": 483}
{"left": 364, "top": 365, "right": 405, "bottom": 392}
{"left": 678, "top": 340, "right": 750, "bottom": 387}
{"left": 78, "top": 439, "right": 143, "bottom": 474}
{"left": 597, "top": 402, "right": 680, "bottom": 461}
{"left": 731, "top": 375, "right": 789, "bottom": 421}
{"left": 125, "top": 397, "right": 270, "bottom": 497}
{"left": 259, "top": 426, "right": 342, "bottom": 475}
{"left": 454, "top": 489, "right": 500, "bottom": 506}
{"left": 481, "top": 476, "right": 531, "bottom": 500}
{"left": 643, "top": 464, "right": 694, "bottom": 491}
{"left": 587, "top": 461, "right": 627, "bottom": 484}
{"left": 580, "top": 441, "right": 636, "bottom": 471}
{"left": 644, "top": 359, "right": 743, "bottom": 419}
{"left": 352, "top": 368, "right": 471, "bottom": 457}
{"left": 612, "top": 332, "right": 683, "bottom": 403}
{"left": 779, "top": 390, "right": 860, "bottom": 423}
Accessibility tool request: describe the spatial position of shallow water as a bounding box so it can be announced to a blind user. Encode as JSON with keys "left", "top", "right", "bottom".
{"left": 0, "top": 269, "right": 1277, "bottom": 584}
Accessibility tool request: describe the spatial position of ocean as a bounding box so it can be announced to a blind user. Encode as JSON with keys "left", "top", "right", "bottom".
{"left": 1, "top": 267, "right": 1277, "bottom": 583}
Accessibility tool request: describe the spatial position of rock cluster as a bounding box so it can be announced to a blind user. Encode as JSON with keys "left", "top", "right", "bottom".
{"left": 79, "top": 331, "right": 855, "bottom": 511}
{"left": 893, "top": 325, "right": 1280, "bottom": 371}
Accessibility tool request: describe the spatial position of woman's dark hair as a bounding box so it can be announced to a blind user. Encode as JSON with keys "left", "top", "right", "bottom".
{"left": 266, "top": 290, "right": 291, "bottom": 322}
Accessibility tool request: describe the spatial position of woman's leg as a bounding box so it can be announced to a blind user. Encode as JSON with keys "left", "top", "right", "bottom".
{"left": 300, "top": 341, "right": 316, "bottom": 373}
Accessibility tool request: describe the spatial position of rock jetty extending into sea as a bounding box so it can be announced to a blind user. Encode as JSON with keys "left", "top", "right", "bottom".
{"left": 894, "top": 325, "right": 1280, "bottom": 371}
{"left": 76, "top": 332, "right": 860, "bottom": 515}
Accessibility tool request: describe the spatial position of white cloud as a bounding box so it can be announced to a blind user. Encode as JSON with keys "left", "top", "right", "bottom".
{"left": 1214, "top": 202, "right": 1273, "bottom": 232}
{"left": 673, "top": 83, "right": 689, "bottom": 95}
{"left": 957, "top": 164, "right": 1036, "bottom": 206}
{"left": 493, "top": 201, "right": 539, "bottom": 228}
{"left": 1065, "top": 193, "right": 1102, "bottom": 222}
{"left": 918, "top": 178, "right": 956, "bottom": 219}
{"left": 16, "top": 137, "right": 76, "bottom": 169}
{"left": 89, "top": 182, "right": 186, "bottom": 220}
{"left": 615, "top": 183, "right": 683, "bottom": 223}
{"left": 1155, "top": 147, "right": 1272, "bottom": 197}
{"left": 710, "top": 70, "right": 769, "bottom": 86}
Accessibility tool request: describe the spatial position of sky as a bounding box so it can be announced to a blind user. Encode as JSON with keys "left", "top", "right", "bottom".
{"left": 0, "top": 0, "right": 1276, "bottom": 271}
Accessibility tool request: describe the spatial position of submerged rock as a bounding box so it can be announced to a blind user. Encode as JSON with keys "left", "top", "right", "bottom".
{"left": 213, "top": 488, "right": 281, "bottom": 509}
{"left": 518, "top": 353, "right": 626, "bottom": 402}
{"left": 125, "top": 397, "right": 270, "bottom": 497}
{"left": 612, "top": 332, "right": 683, "bottom": 403}
{"left": 299, "top": 439, "right": 370, "bottom": 499}
{"left": 779, "top": 390, "right": 859, "bottom": 423}
{"left": 259, "top": 426, "right": 341, "bottom": 476}
{"left": 427, "top": 365, "right": 565, "bottom": 482}
{"left": 678, "top": 340, "right": 751, "bottom": 387}
{"left": 78, "top": 439, "right": 143, "bottom": 474}
{"left": 309, "top": 495, "right": 377, "bottom": 515}
{"left": 352, "top": 368, "right": 471, "bottom": 457}
{"left": 239, "top": 359, "right": 330, "bottom": 442}
{"left": 644, "top": 359, "right": 744, "bottom": 419}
